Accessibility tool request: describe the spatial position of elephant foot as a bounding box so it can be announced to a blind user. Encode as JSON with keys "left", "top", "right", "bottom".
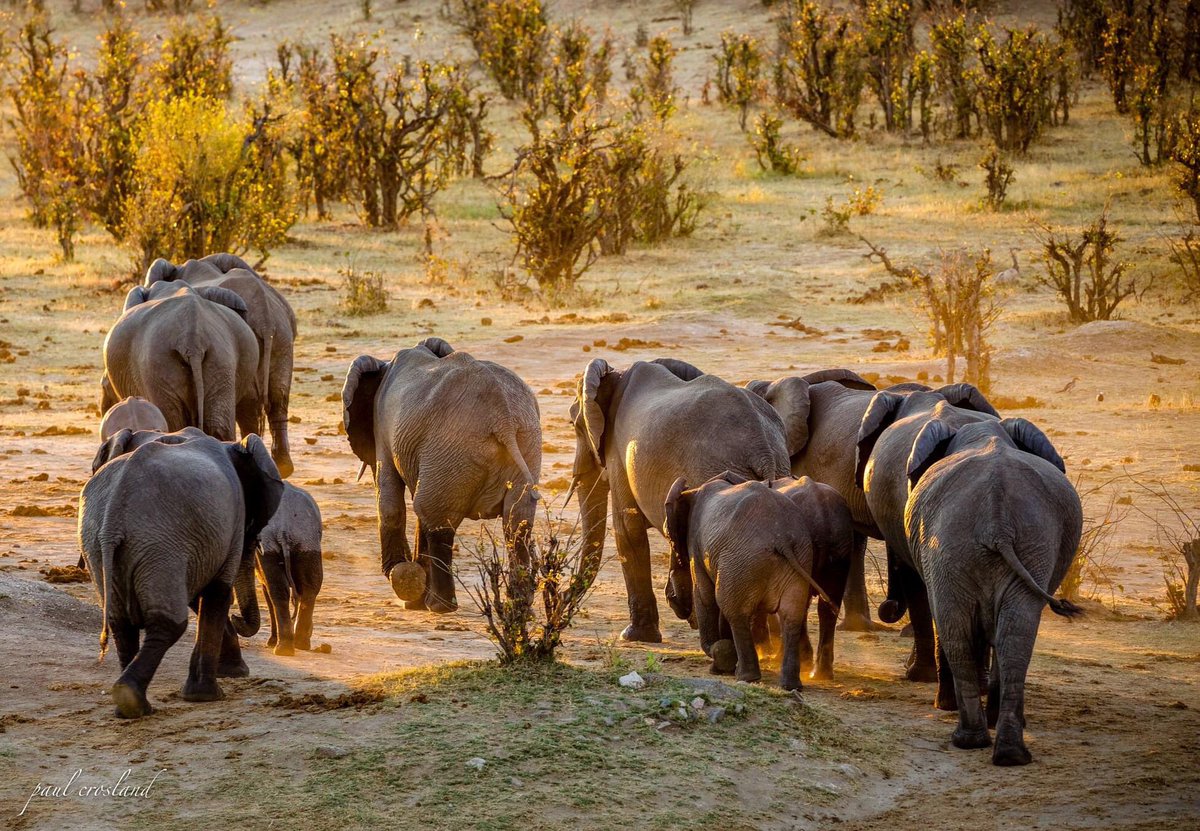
{"left": 181, "top": 677, "right": 225, "bottom": 702}
{"left": 620, "top": 623, "right": 663, "bottom": 644}
{"left": 273, "top": 642, "right": 296, "bottom": 657}
{"left": 934, "top": 686, "right": 959, "bottom": 712}
{"left": 838, "top": 613, "right": 887, "bottom": 633}
{"left": 877, "top": 599, "right": 906, "bottom": 625}
{"left": 735, "top": 668, "right": 762, "bottom": 684}
{"left": 267, "top": 634, "right": 277, "bottom": 648}
{"left": 425, "top": 595, "right": 459, "bottom": 614}
{"left": 905, "top": 661, "right": 938, "bottom": 683}
{"left": 112, "top": 681, "right": 153, "bottom": 720}
{"left": 217, "top": 659, "right": 250, "bottom": 678}
{"left": 295, "top": 637, "right": 312, "bottom": 652}
{"left": 709, "top": 639, "right": 737, "bottom": 674}
{"left": 810, "top": 662, "right": 834, "bottom": 682}
{"left": 779, "top": 674, "right": 802, "bottom": 692}
{"left": 404, "top": 599, "right": 428, "bottom": 611}
{"left": 992, "top": 738, "right": 1032, "bottom": 766}
{"left": 951, "top": 726, "right": 992, "bottom": 750}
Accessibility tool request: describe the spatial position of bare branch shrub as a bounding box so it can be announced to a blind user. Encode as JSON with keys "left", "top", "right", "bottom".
{"left": 714, "top": 30, "right": 763, "bottom": 131}
{"left": 461, "top": 511, "right": 601, "bottom": 664}
{"left": 631, "top": 34, "right": 678, "bottom": 123}
{"left": 1062, "top": 483, "right": 1127, "bottom": 604}
{"left": 860, "top": 239, "right": 1000, "bottom": 391}
{"left": 1165, "top": 220, "right": 1200, "bottom": 301}
{"left": 858, "top": 0, "right": 916, "bottom": 133}
{"left": 1127, "top": 477, "right": 1200, "bottom": 620}
{"left": 1031, "top": 207, "right": 1144, "bottom": 323}
{"left": 751, "top": 110, "right": 804, "bottom": 175}
{"left": 1168, "top": 102, "right": 1200, "bottom": 223}
{"left": 339, "top": 257, "right": 388, "bottom": 316}
{"left": 973, "top": 25, "right": 1068, "bottom": 154}
{"left": 979, "top": 144, "right": 1014, "bottom": 210}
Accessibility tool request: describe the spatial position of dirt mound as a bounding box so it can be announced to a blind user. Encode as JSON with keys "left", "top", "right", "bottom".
{"left": 0, "top": 572, "right": 101, "bottom": 631}
{"left": 1055, "top": 320, "right": 1200, "bottom": 357}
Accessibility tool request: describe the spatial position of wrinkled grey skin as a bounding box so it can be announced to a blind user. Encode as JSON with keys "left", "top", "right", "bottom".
{"left": 78, "top": 431, "right": 283, "bottom": 719}
{"left": 664, "top": 471, "right": 854, "bottom": 690}
{"left": 102, "top": 282, "right": 260, "bottom": 444}
{"left": 91, "top": 426, "right": 264, "bottom": 646}
{"left": 99, "top": 396, "right": 168, "bottom": 440}
{"left": 257, "top": 482, "right": 323, "bottom": 655}
{"left": 905, "top": 416, "right": 1082, "bottom": 766}
{"left": 570, "top": 358, "right": 793, "bottom": 643}
{"left": 857, "top": 386, "right": 1001, "bottom": 697}
{"left": 343, "top": 338, "right": 541, "bottom": 613}
{"left": 146, "top": 254, "right": 298, "bottom": 478}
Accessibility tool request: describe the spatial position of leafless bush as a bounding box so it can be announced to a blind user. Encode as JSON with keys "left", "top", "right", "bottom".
{"left": 979, "top": 144, "right": 1014, "bottom": 210}
{"left": 1128, "top": 477, "right": 1200, "bottom": 621}
{"left": 461, "top": 510, "right": 601, "bottom": 664}
{"left": 339, "top": 257, "right": 387, "bottom": 316}
{"left": 1062, "top": 482, "right": 1127, "bottom": 604}
{"left": 1165, "top": 220, "right": 1200, "bottom": 301}
{"left": 860, "top": 239, "right": 1000, "bottom": 392}
{"left": 1031, "top": 207, "right": 1145, "bottom": 323}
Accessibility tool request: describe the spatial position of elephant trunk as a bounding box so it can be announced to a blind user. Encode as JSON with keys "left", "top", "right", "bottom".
{"left": 230, "top": 550, "right": 261, "bottom": 637}
{"left": 573, "top": 466, "right": 610, "bottom": 582}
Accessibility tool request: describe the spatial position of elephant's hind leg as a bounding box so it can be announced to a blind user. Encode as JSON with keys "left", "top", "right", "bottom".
{"left": 217, "top": 620, "right": 250, "bottom": 678}
{"left": 898, "top": 564, "right": 938, "bottom": 683}
{"left": 182, "top": 581, "right": 233, "bottom": 702}
{"left": 727, "top": 613, "right": 762, "bottom": 684}
{"left": 941, "top": 625, "right": 989, "bottom": 750}
{"left": 777, "top": 600, "right": 808, "bottom": 691}
{"left": 991, "top": 598, "right": 1041, "bottom": 766}
{"left": 376, "top": 463, "right": 412, "bottom": 588}
{"left": 112, "top": 613, "right": 187, "bottom": 719}
{"left": 419, "top": 522, "right": 459, "bottom": 614}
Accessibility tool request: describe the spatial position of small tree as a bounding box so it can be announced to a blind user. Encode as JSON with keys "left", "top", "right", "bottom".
{"left": 1031, "top": 208, "right": 1143, "bottom": 323}
{"left": 148, "top": 14, "right": 233, "bottom": 101}
{"left": 979, "top": 144, "right": 1014, "bottom": 210}
{"left": 772, "top": 0, "right": 864, "bottom": 139}
{"left": 860, "top": 238, "right": 1000, "bottom": 391}
{"left": 974, "top": 25, "right": 1066, "bottom": 154}
{"left": 714, "top": 30, "right": 763, "bottom": 131}
{"left": 1168, "top": 103, "right": 1200, "bottom": 223}
{"left": 455, "top": 0, "right": 548, "bottom": 101}
{"left": 631, "top": 35, "right": 678, "bottom": 123}
{"left": 1128, "top": 478, "right": 1200, "bottom": 621}
{"left": 930, "top": 12, "right": 977, "bottom": 139}
{"left": 751, "top": 110, "right": 804, "bottom": 174}
{"left": 857, "top": 0, "right": 916, "bottom": 133}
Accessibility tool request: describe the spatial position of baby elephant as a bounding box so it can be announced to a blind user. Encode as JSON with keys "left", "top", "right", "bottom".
{"left": 99, "top": 396, "right": 168, "bottom": 440}
{"left": 257, "top": 483, "right": 323, "bottom": 655}
{"left": 664, "top": 471, "right": 854, "bottom": 690}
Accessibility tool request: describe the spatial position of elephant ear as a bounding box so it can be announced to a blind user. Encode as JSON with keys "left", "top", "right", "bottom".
{"left": 802, "top": 368, "right": 876, "bottom": 391}
{"left": 651, "top": 357, "right": 703, "bottom": 381}
{"left": 663, "top": 477, "right": 693, "bottom": 572}
{"left": 91, "top": 428, "right": 135, "bottom": 475}
{"left": 1001, "top": 417, "right": 1066, "bottom": 473}
{"left": 885, "top": 381, "right": 932, "bottom": 393}
{"left": 578, "top": 359, "right": 619, "bottom": 467}
{"left": 144, "top": 258, "right": 178, "bottom": 286}
{"left": 200, "top": 252, "right": 256, "bottom": 275}
{"left": 342, "top": 355, "right": 390, "bottom": 471}
{"left": 855, "top": 391, "right": 906, "bottom": 488}
{"left": 228, "top": 434, "right": 285, "bottom": 551}
{"left": 418, "top": 337, "right": 455, "bottom": 358}
{"left": 193, "top": 286, "right": 249, "bottom": 318}
{"left": 122, "top": 285, "right": 150, "bottom": 312}
{"left": 907, "top": 419, "right": 958, "bottom": 490}
{"left": 745, "top": 377, "right": 812, "bottom": 458}
{"left": 937, "top": 383, "right": 999, "bottom": 418}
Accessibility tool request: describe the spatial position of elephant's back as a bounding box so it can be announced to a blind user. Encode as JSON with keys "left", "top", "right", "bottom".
{"left": 696, "top": 484, "right": 805, "bottom": 561}
{"left": 793, "top": 385, "right": 875, "bottom": 530}
{"left": 264, "top": 484, "right": 323, "bottom": 546}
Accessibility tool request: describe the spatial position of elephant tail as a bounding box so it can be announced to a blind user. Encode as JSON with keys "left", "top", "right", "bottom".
{"left": 499, "top": 431, "right": 539, "bottom": 504}
{"left": 778, "top": 544, "right": 835, "bottom": 608}
{"left": 97, "top": 534, "right": 119, "bottom": 662}
{"left": 181, "top": 349, "right": 205, "bottom": 432}
{"left": 993, "top": 537, "right": 1083, "bottom": 619}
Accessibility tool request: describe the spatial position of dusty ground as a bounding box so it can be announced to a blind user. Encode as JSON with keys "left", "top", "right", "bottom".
{"left": 1, "top": 0, "right": 1199, "bottom": 828}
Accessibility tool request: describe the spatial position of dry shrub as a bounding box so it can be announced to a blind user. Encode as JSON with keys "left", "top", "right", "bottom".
{"left": 860, "top": 239, "right": 1000, "bottom": 391}
{"left": 821, "top": 185, "right": 882, "bottom": 235}
{"left": 273, "top": 42, "right": 344, "bottom": 219}
{"left": 1169, "top": 103, "right": 1200, "bottom": 224}
{"left": 929, "top": 12, "right": 978, "bottom": 139}
{"left": 771, "top": 0, "right": 864, "bottom": 139}
{"left": 149, "top": 13, "right": 232, "bottom": 102}
{"left": 522, "top": 21, "right": 613, "bottom": 137}
{"left": 452, "top": 0, "right": 548, "bottom": 101}
{"left": 1127, "top": 477, "right": 1200, "bottom": 621}
{"left": 461, "top": 512, "right": 600, "bottom": 665}
{"left": 339, "top": 258, "right": 387, "bottom": 316}
{"left": 858, "top": 0, "right": 916, "bottom": 133}
{"left": 1165, "top": 220, "right": 1200, "bottom": 301}
{"left": 1062, "top": 483, "right": 1126, "bottom": 604}
{"left": 979, "top": 144, "right": 1014, "bottom": 210}
{"left": 974, "top": 26, "right": 1068, "bottom": 154}
{"left": 674, "top": 0, "right": 695, "bottom": 37}
{"left": 631, "top": 34, "right": 678, "bottom": 123}
{"left": 714, "top": 30, "right": 764, "bottom": 131}
{"left": 751, "top": 110, "right": 804, "bottom": 175}
{"left": 1031, "top": 207, "right": 1145, "bottom": 323}
{"left": 121, "top": 93, "right": 294, "bottom": 269}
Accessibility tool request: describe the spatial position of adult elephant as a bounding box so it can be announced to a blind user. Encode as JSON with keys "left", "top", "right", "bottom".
{"left": 744, "top": 373, "right": 988, "bottom": 633}
{"left": 102, "top": 282, "right": 260, "bottom": 444}
{"left": 342, "top": 337, "right": 541, "bottom": 613}
{"left": 570, "top": 358, "right": 794, "bottom": 643}
{"left": 146, "top": 254, "right": 298, "bottom": 478}
{"left": 91, "top": 426, "right": 264, "bottom": 644}
{"left": 855, "top": 385, "right": 999, "bottom": 696}
{"left": 79, "top": 430, "right": 282, "bottom": 718}
{"left": 905, "top": 415, "right": 1082, "bottom": 765}
{"left": 99, "top": 396, "right": 168, "bottom": 440}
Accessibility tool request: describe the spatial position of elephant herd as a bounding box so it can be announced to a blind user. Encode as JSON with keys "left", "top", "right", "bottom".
{"left": 77, "top": 254, "right": 1083, "bottom": 768}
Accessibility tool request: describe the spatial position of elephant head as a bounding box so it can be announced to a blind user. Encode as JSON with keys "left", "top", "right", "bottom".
{"left": 854, "top": 383, "right": 999, "bottom": 488}
{"left": 144, "top": 257, "right": 179, "bottom": 285}
{"left": 745, "top": 369, "right": 875, "bottom": 460}
{"left": 663, "top": 476, "right": 695, "bottom": 623}
{"left": 342, "top": 355, "right": 391, "bottom": 478}
{"left": 906, "top": 417, "right": 1066, "bottom": 492}
{"left": 124, "top": 281, "right": 249, "bottom": 321}
{"left": 226, "top": 433, "right": 285, "bottom": 637}
{"left": 91, "top": 426, "right": 207, "bottom": 474}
